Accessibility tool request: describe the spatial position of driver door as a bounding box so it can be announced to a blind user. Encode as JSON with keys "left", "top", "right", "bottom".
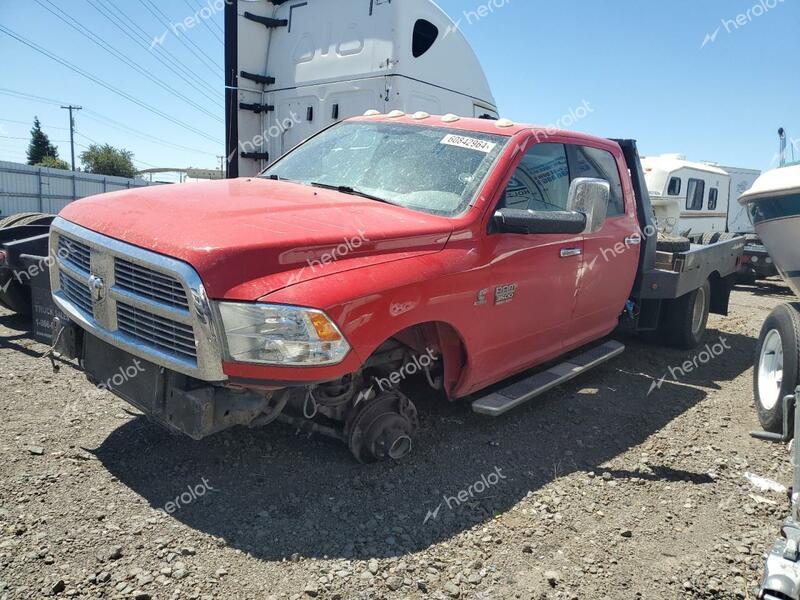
{"left": 475, "top": 141, "right": 583, "bottom": 384}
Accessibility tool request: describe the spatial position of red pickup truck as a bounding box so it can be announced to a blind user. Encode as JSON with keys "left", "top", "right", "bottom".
{"left": 37, "top": 113, "right": 743, "bottom": 461}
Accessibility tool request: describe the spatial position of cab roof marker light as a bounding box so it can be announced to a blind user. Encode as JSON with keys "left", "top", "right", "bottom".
{"left": 411, "top": 111, "right": 430, "bottom": 120}
{"left": 387, "top": 110, "right": 406, "bottom": 118}
{"left": 363, "top": 109, "right": 381, "bottom": 117}
{"left": 441, "top": 114, "right": 460, "bottom": 123}
{"left": 496, "top": 118, "right": 514, "bottom": 128}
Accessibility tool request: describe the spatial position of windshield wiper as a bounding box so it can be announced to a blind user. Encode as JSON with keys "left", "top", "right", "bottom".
{"left": 310, "top": 182, "right": 395, "bottom": 205}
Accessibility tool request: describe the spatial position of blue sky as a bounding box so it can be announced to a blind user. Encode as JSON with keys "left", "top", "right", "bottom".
{"left": 1, "top": 0, "right": 798, "bottom": 178}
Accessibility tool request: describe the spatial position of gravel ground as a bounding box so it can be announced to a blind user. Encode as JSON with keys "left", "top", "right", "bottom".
{"left": 1, "top": 280, "right": 797, "bottom": 600}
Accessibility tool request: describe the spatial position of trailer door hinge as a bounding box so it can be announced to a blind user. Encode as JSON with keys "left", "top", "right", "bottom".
{"left": 240, "top": 71, "right": 276, "bottom": 86}
{"left": 241, "top": 152, "right": 270, "bottom": 161}
{"left": 239, "top": 102, "right": 275, "bottom": 114}
{"left": 243, "top": 12, "right": 288, "bottom": 28}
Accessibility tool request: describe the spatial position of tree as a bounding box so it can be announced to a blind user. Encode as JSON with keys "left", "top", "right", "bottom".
{"left": 26, "top": 117, "right": 59, "bottom": 166}
{"left": 80, "top": 144, "right": 137, "bottom": 178}
{"left": 36, "top": 155, "right": 70, "bottom": 170}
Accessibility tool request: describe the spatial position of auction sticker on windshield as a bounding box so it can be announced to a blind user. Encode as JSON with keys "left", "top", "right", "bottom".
{"left": 440, "top": 134, "right": 497, "bottom": 153}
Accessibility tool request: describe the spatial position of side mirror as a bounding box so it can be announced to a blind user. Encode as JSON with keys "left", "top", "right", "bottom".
{"left": 566, "top": 178, "right": 610, "bottom": 234}
{"left": 493, "top": 208, "right": 586, "bottom": 235}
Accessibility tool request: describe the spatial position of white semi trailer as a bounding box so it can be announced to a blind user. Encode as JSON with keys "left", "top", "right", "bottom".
{"left": 224, "top": 0, "right": 499, "bottom": 177}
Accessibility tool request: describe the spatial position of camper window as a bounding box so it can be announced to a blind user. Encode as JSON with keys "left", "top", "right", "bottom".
{"left": 686, "top": 178, "right": 705, "bottom": 210}
{"left": 668, "top": 177, "right": 681, "bottom": 195}
{"left": 412, "top": 19, "right": 439, "bottom": 58}
{"left": 709, "top": 188, "right": 719, "bottom": 211}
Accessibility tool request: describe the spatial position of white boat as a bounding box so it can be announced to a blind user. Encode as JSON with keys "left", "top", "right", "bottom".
{"left": 739, "top": 163, "right": 800, "bottom": 296}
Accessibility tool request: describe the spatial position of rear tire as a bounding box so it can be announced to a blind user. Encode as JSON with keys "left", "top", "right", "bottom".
{"left": 754, "top": 303, "right": 800, "bottom": 434}
{"left": 663, "top": 280, "right": 711, "bottom": 349}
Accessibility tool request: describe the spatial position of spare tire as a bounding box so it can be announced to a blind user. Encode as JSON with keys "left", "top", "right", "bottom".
{"left": 656, "top": 235, "right": 691, "bottom": 253}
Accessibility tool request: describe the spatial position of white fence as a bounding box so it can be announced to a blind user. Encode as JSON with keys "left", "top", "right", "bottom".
{"left": 0, "top": 161, "right": 160, "bottom": 217}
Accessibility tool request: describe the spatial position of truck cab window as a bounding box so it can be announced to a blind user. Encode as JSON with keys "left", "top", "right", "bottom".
{"left": 686, "top": 178, "right": 705, "bottom": 210}
{"left": 668, "top": 177, "right": 681, "bottom": 195}
{"left": 708, "top": 188, "right": 719, "bottom": 211}
{"left": 568, "top": 145, "right": 625, "bottom": 216}
{"left": 498, "top": 143, "right": 570, "bottom": 212}
{"left": 412, "top": 19, "right": 439, "bottom": 58}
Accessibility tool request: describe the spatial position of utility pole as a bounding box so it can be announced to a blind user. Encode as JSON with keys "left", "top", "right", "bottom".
{"left": 60, "top": 105, "right": 82, "bottom": 171}
{"left": 217, "top": 155, "right": 225, "bottom": 179}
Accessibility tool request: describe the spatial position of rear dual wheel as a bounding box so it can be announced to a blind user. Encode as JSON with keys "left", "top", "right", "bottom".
{"left": 662, "top": 280, "right": 711, "bottom": 349}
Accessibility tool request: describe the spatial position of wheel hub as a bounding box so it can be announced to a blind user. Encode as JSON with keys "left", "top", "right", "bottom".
{"left": 759, "top": 328, "right": 785, "bottom": 411}
{"left": 345, "top": 390, "right": 419, "bottom": 462}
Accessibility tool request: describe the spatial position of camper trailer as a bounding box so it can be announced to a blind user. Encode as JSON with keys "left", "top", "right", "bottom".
{"left": 225, "top": 0, "right": 499, "bottom": 177}
{"left": 642, "top": 155, "right": 762, "bottom": 237}
{"left": 643, "top": 155, "right": 773, "bottom": 281}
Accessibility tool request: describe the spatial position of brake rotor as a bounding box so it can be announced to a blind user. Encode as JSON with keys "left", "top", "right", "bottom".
{"left": 345, "top": 390, "right": 419, "bottom": 463}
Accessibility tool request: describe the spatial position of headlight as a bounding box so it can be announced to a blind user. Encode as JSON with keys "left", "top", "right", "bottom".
{"left": 216, "top": 303, "right": 350, "bottom": 366}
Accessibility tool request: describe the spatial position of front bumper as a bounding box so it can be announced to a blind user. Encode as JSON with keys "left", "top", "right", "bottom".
{"left": 78, "top": 330, "right": 274, "bottom": 439}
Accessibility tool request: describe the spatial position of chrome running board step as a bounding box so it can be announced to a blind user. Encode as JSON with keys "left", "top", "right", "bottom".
{"left": 471, "top": 340, "right": 625, "bottom": 416}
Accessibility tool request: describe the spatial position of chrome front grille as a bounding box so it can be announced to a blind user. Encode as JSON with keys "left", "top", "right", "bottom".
{"left": 114, "top": 258, "right": 190, "bottom": 310}
{"left": 117, "top": 302, "right": 197, "bottom": 360}
{"left": 59, "top": 271, "right": 93, "bottom": 316}
{"left": 58, "top": 236, "right": 91, "bottom": 273}
{"left": 49, "top": 218, "right": 225, "bottom": 381}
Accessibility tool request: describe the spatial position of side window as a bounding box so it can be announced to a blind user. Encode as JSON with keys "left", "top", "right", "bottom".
{"left": 568, "top": 145, "right": 626, "bottom": 216}
{"left": 668, "top": 177, "right": 682, "bottom": 196}
{"left": 708, "top": 188, "right": 719, "bottom": 211}
{"left": 412, "top": 20, "right": 439, "bottom": 58}
{"left": 499, "top": 143, "right": 570, "bottom": 212}
{"left": 686, "top": 178, "right": 705, "bottom": 210}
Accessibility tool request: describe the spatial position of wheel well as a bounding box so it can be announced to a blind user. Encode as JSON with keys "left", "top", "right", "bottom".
{"left": 374, "top": 321, "right": 468, "bottom": 399}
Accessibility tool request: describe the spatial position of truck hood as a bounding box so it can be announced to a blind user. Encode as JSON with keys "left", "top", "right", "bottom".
{"left": 59, "top": 178, "right": 454, "bottom": 300}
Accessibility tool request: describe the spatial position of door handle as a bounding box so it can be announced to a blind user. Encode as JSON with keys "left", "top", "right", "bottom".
{"left": 560, "top": 248, "right": 582, "bottom": 258}
{"left": 624, "top": 235, "right": 642, "bottom": 245}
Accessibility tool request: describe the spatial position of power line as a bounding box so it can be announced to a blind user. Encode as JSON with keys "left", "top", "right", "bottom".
{"left": 0, "top": 89, "right": 220, "bottom": 156}
{"left": 80, "top": 111, "right": 219, "bottom": 156}
{"left": 0, "top": 25, "right": 221, "bottom": 145}
{"left": 182, "top": 0, "right": 224, "bottom": 44}
{"left": 33, "top": 0, "right": 223, "bottom": 120}
{"left": 138, "top": 0, "right": 222, "bottom": 74}
{"left": 0, "top": 117, "right": 70, "bottom": 131}
{"left": 86, "top": 0, "right": 222, "bottom": 102}
{"left": 187, "top": 0, "right": 224, "bottom": 37}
